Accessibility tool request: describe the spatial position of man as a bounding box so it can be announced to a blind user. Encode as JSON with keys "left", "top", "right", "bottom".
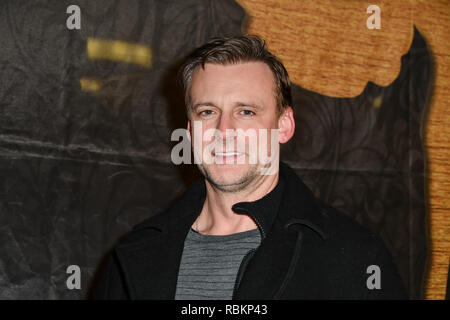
{"left": 94, "top": 35, "right": 407, "bottom": 299}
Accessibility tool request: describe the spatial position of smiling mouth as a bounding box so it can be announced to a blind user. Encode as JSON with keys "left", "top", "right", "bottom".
{"left": 211, "top": 151, "right": 246, "bottom": 164}
{"left": 213, "top": 151, "right": 245, "bottom": 157}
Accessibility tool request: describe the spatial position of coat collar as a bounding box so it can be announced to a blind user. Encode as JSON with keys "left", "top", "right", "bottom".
{"left": 130, "top": 161, "right": 329, "bottom": 240}
{"left": 115, "top": 161, "right": 331, "bottom": 299}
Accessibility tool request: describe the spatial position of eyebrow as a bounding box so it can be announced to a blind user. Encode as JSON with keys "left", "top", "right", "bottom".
{"left": 192, "top": 102, "right": 217, "bottom": 110}
{"left": 235, "top": 101, "right": 264, "bottom": 110}
{"left": 192, "top": 101, "right": 264, "bottom": 111}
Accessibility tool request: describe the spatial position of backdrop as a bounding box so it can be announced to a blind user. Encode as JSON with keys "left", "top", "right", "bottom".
{"left": 0, "top": 0, "right": 431, "bottom": 299}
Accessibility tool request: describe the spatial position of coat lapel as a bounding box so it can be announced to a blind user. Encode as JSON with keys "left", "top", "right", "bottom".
{"left": 234, "top": 162, "right": 331, "bottom": 299}
{"left": 233, "top": 219, "right": 301, "bottom": 299}
{"left": 115, "top": 180, "right": 205, "bottom": 299}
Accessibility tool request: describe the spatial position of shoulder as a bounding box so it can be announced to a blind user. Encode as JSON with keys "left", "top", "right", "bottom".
{"left": 303, "top": 200, "right": 398, "bottom": 276}
{"left": 318, "top": 204, "right": 407, "bottom": 298}
{"left": 116, "top": 178, "right": 205, "bottom": 246}
{"left": 116, "top": 211, "right": 169, "bottom": 248}
{"left": 320, "top": 203, "right": 381, "bottom": 245}
{"left": 319, "top": 204, "right": 390, "bottom": 261}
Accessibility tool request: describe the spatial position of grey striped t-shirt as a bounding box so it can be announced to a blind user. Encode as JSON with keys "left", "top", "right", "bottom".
{"left": 175, "top": 227, "right": 261, "bottom": 300}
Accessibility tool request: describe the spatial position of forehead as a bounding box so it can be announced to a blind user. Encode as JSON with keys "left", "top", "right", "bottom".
{"left": 189, "top": 61, "right": 277, "bottom": 105}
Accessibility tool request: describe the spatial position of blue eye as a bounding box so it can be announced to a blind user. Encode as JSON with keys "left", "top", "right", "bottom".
{"left": 199, "top": 110, "right": 213, "bottom": 116}
{"left": 240, "top": 109, "right": 255, "bottom": 116}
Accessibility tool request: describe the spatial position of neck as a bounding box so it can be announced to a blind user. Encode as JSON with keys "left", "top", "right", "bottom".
{"left": 195, "top": 171, "right": 279, "bottom": 235}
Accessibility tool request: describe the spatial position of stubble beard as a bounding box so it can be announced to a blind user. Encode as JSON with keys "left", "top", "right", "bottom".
{"left": 197, "top": 162, "right": 261, "bottom": 193}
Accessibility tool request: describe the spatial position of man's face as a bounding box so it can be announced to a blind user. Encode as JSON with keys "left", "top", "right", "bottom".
{"left": 187, "top": 61, "right": 287, "bottom": 192}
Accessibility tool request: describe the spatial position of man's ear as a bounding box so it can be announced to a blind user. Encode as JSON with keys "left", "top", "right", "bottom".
{"left": 187, "top": 120, "right": 191, "bottom": 142}
{"left": 278, "top": 107, "right": 295, "bottom": 144}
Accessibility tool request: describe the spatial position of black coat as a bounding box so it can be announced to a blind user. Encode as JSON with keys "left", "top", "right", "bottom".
{"left": 94, "top": 162, "right": 407, "bottom": 299}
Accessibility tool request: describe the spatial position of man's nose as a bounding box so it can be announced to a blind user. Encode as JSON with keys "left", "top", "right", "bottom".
{"left": 216, "top": 113, "right": 236, "bottom": 140}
